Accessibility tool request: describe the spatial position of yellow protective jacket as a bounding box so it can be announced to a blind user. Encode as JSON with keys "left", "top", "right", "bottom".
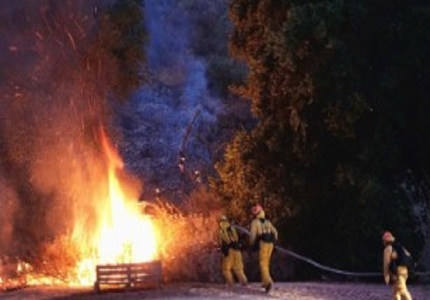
{"left": 219, "top": 221, "right": 241, "bottom": 254}
{"left": 383, "top": 243, "right": 413, "bottom": 300}
{"left": 383, "top": 243, "right": 412, "bottom": 283}
{"left": 218, "top": 220, "right": 248, "bottom": 286}
{"left": 249, "top": 210, "right": 278, "bottom": 247}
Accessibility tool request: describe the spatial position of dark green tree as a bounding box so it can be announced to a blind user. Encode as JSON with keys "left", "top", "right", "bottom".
{"left": 214, "top": 0, "right": 429, "bottom": 276}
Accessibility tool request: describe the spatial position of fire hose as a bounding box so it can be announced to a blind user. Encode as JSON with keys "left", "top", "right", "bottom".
{"left": 233, "top": 225, "right": 430, "bottom": 278}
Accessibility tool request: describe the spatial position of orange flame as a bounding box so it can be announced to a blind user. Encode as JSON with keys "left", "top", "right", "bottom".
{"left": 71, "top": 128, "right": 159, "bottom": 285}
{"left": 0, "top": 128, "right": 160, "bottom": 288}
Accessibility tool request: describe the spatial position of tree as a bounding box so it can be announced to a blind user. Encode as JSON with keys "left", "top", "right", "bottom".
{"left": 214, "top": 0, "right": 429, "bottom": 275}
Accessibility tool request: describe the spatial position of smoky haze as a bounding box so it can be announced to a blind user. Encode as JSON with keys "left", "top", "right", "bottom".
{"left": 118, "top": 0, "right": 226, "bottom": 201}
{"left": 0, "top": 0, "right": 240, "bottom": 262}
{"left": 0, "top": 0, "right": 118, "bottom": 258}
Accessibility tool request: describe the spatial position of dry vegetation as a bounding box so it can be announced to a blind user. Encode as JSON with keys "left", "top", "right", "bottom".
{"left": 149, "top": 196, "right": 224, "bottom": 283}
{"left": 0, "top": 195, "right": 226, "bottom": 290}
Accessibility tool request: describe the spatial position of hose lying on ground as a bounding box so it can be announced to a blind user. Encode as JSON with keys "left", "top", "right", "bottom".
{"left": 233, "top": 225, "right": 430, "bottom": 278}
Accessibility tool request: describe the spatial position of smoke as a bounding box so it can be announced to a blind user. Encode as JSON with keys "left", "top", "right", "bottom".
{"left": 0, "top": 0, "right": 238, "bottom": 263}
{"left": 119, "top": 0, "right": 225, "bottom": 201}
{"left": 0, "top": 0, "right": 117, "bottom": 258}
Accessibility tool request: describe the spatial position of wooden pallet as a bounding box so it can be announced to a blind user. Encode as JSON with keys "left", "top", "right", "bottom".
{"left": 94, "top": 260, "right": 162, "bottom": 292}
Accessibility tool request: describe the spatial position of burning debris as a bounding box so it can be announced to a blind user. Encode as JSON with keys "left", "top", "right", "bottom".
{"left": 0, "top": 257, "right": 28, "bottom": 291}
{"left": 0, "top": 0, "right": 224, "bottom": 292}
{"left": 68, "top": 128, "right": 161, "bottom": 287}
{"left": 0, "top": 127, "right": 220, "bottom": 291}
{"left": 0, "top": 0, "right": 158, "bottom": 290}
{"left": 0, "top": 127, "right": 161, "bottom": 289}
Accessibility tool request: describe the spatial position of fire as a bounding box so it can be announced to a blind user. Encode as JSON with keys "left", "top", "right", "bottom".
{"left": 0, "top": 129, "right": 160, "bottom": 289}
{"left": 96, "top": 131, "right": 157, "bottom": 264}
{"left": 72, "top": 129, "right": 159, "bottom": 285}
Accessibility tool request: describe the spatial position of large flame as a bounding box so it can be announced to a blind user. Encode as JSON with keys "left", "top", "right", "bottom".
{"left": 97, "top": 130, "right": 157, "bottom": 264}
{"left": 72, "top": 128, "right": 159, "bottom": 285}
{"left": 0, "top": 129, "right": 160, "bottom": 289}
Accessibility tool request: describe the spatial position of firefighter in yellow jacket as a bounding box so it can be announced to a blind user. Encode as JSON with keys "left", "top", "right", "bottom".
{"left": 382, "top": 231, "right": 413, "bottom": 300}
{"left": 249, "top": 204, "right": 278, "bottom": 293}
{"left": 218, "top": 215, "right": 248, "bottom": 287}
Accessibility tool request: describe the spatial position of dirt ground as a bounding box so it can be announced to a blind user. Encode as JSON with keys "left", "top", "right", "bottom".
{"left": 1, "top": 282, "right": 430, "bottom": 300}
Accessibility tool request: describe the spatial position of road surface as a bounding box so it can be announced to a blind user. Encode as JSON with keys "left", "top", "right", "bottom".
{"left": 0, "top": 282, "right": 429, "bottom": 299}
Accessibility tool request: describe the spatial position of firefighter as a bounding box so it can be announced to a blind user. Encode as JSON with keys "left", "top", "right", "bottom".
{"left": 249, "top": 204, "right": 278, "bottom": 293}
{"left": 218, "top": 215, "right": 248, "bottom": 287}
{"left": 382, "top": 231, "right": 413, "bottom": 300}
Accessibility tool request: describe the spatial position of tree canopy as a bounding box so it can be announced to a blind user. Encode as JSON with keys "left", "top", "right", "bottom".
{"left": 214, "top": 0, "right": 430, "bottom": 275}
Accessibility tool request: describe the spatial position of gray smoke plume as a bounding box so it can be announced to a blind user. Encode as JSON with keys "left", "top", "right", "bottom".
{"left": 118, "top": 0, "right": 228, "bottom": 201}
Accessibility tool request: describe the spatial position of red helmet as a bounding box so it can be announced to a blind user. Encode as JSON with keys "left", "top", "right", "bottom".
{"left": 251, "top": 204, "right": 263, "bottom": 215}
{"left": 382, "top": 231, "right": 395, "bottom": 243}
